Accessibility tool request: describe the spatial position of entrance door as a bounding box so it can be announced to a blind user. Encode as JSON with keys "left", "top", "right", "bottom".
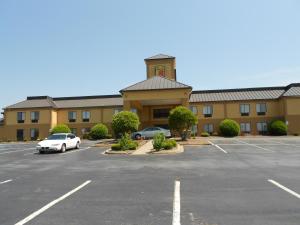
{"left": 16, "top": 129, "right": 24, "bottom": 141}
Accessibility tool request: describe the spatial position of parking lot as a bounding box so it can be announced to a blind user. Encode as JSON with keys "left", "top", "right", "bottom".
{"left": 0, "top": 137, "right": 300, "bottom": 225}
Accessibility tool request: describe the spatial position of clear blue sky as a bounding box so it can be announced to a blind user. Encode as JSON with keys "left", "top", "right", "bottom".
{"left": 1, "top": 0, "right": 300, "bottom": 110}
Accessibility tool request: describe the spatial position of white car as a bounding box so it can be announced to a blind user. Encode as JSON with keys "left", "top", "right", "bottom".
{"left": 37, "top": 133, "right": 81, "bottom": 154}
{"left": 132, "top": 127, "right": 171, "bottom": 139}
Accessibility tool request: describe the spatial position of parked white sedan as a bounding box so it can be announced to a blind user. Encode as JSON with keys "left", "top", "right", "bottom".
{"left": 36, "top": 133, "right": 81, "bottom": 154}
{"left": 132, "top": 127, "right": 171, "bottom": 139}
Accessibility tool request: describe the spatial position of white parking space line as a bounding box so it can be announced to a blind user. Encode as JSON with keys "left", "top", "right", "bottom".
{"left": 0, "top": 148, "right": 36, "bottom": 155}
{"left": 208, "top": 141, "right": 228, "bottom": 154}
{"left": 61, "top": 147, "right": 91, "bottom": 155}
{"left": 14, "top": 180, "right": 91, "bottom": 225}
{"left": 235, "top": 140, "right": 273, "bottom": 152}
{"left": 173, "top": 180, "right": 181, "bottom": 225}
{"left": 0, "top": 179, "right": 12, "bottom": 184}
{"left": 268, "top": 179, "right": 300, "bottom": 199}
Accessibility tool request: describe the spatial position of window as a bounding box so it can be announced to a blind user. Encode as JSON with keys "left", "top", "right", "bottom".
{"left": 30, "top": 111, "right": 39, "bottom": 123}
{"left": 204, "top": 124, "right": 214, "bottom": 134}
{"left": 114, "top": 108, "right": 122, "bottom": 115}
{"left": 70, "top": 128, "right": 77, "bottom": 135}
{"left": 17, "top": 112, "right": 25, "bottom": 123}
{"left": 67, "top": 134, "right": 76, "bottom": 139}
{"left": 82, "top": 111, "right": 90, "bottom": 122}
{"left": 256, "top": 103, "right": 267, "bottom": 115}
{"left": 257, "top": 122, "right": 267, "bottom": 134}
{"left": 130, "top": 108, "right": 137, "bottom": 114}
{"left": 68, "top": 111, "right": 77, "bottom": 122}
{"left": 203, "top": 106, "right": 213, "bottom": 117}
{"left": 240, "top": 104, "right": 250, "bottom": 116}
{"left": 153, "top": 108, "right": 171, "bottom": 119}
{"left": 240, "top": 123, "right": 251, "bottom": 133}
{"left": 191, "top": 124, "right": 198, "bottom": 135}
{"left": 189, "top": 106, "right": 198, "bottom": 115}
{"left": 30, "top": 128, "right": 39, "bottom": 140}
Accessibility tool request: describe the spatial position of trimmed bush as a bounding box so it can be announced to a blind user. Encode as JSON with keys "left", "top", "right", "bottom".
{"left": 152, "top": 133, "right": 165, "bottom": 151}
{"left": 162, "top": 139, "right": 177, "bottom": 150}
{"left": 168, "top": 106, "right": 198, "bottom": 141}
{"left": 268, "top": 120, "right": 287, "bottom": 136}
{"left": 112, "top": 111, "right": 140, "bottom": 137}
{"left": 128, "top": 141, "right": 138, "bottom": 150}
{"left": 51, "top": 124, "right": 71, "bottom": 134}
{"left": 219, "top": 119, "right": 240, "bottom": 137}
{"left": 111, "top": 143, "right": 121, "bottom": 150}
{"left": 201, "top": 132, "right": 210, "bottom": 137}
{"left": 119, "top": 133, "right": 138, "bottom": 150}
{"left": 89, "top": 123, "right": 108, "bottom": 140}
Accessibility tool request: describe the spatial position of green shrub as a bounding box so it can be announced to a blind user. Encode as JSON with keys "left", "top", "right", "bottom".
{"left": 219, "top": 119, "right": 240, "bottom": 137}
{"left": 50, "top": 124, "right": 71, "bottom": 134}
{"left": 162, "top": 139, "right": 177, "bottom": 150}
{"left": 106, "top": 134, "right": 113, "bottom": 139}
{"left": 112, "top": 111, "right": 140, "bottom": 137}
{"left": 89, "top": 123, "right": 108, "bottom": 140}
{"left": 268, "top": 120, "right": 287, "bottom": 136}
{"left": 152, "top": 133, "right": 165, "bottom": 151}
{"left": 111, "top": 143, "right": 121, "bottom": 150}
{"left": 118, "top": 133, "right": 137, "bottom": 150}
{"left": 201, "top": 132, "right": 210, "bottom": 137}
{"left": 128, "top": 141, "right": 138, "bottom": 150}
{"left": 168, "top": 106, "right": 198, "bottom": 141}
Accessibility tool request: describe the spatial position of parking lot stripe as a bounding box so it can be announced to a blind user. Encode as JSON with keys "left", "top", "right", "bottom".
{"left": 235, "top": 140, "right": 273, "bottom": 152}
{"left": 208, "top": 141, "right": 228, "bottom": 154}
{"left": 268, "top": 179, "right": 300, "bottom": 199}
{"left": 0, "top": 148, "right": 36, "bottom": 155}
{"left": 0, "top": 179, "right": 12, "bottom": 184}
{"left": 173, "top": 180, "right": 181, "bottom": 225}
{"left": 14, "top": 180, "right": 91, "bottom": 225}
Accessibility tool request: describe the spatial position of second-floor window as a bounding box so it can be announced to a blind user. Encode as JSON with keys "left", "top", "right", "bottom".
{"left": 203, "top": 106, "right": 213, "bottom": 117}
{"left": 240, "top": 123, "right": 251, "bottom": 133}
{"left": 68, "top": 111, "right": 77, "bottom": 123}
{"left": 82, "top": 111, "right": 90, "bottom": 122}
{"left": 189, "top": 106, "right": 198, "bottom": 115}
{"left": 240, "top": 104, "right": 250, "bottom": 116}
{"left": 31, "top": 111, "right": 39, "bottom": 123}
{"left": 17, "top": 112, "right": 25, "bottom": 123}
{"left": 256, "top": 103, "right": 267, "bottom": 116}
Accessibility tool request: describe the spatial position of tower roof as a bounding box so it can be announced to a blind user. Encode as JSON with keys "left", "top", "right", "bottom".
{"left": 144, "top": 54, "right": 175, "bottom": 60}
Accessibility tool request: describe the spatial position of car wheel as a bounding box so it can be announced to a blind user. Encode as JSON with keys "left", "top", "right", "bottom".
{"left": 61, "top": 144, "right": 66, "bottom": 153}
{"left": 39, "top": 150, "right": 44, "bottom": 154}
{"left": 135, "top": 134, "right": 141, "bottom": 140}
{"left": 75, "top": 142, "right": 80, "bottom": 149}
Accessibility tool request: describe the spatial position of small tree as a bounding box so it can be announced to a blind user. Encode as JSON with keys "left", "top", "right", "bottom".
{"left": 168, "top": 106, "right": 198, "bottom": 141}
{"left": 112, "top": 111, "right": 140, "bottom": 137}
{"left": 51, "top": 124, "right": 71, "bottom": 134}
{"left": 89, "top": 123, "right": 108, "bottom": 140}
{"left": 268, "top": 120, "right": 287, "bottom": 136}
{"left": 219, "top": 119, "right": 240, "bottom": 137}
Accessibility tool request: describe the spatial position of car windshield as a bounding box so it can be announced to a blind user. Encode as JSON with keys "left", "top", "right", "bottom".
{"left": 47, "top": 134, "right": 66, "bottom": 140}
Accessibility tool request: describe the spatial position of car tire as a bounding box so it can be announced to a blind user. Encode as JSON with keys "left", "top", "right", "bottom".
{"left": 135, "top": 134, "right": 141, "bottom": 140}
{"left": 61, "top": 144, "right": 66, "bottom": 153}
{"left": 75, "top": 142, "right": 80, "bottom": 149}
{"left": 39, "top": 150, "right": 44, "bottom": 154}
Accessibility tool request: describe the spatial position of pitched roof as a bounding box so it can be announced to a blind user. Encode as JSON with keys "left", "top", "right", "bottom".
{"left": 283, "top": 84, "right": 300, "bottom": 96}
{"left": 120, "top": 76, "right": 192, "bottom": 93}
{"left": 53, "top": 95, "right": 123, "bottom": 108}
{"left": 144, "top": 54, "right": 175, "bottom": 60}
{"left": 5, "top": 96, "right": 57, "bottom": 109}
{"left": 190, "top": 87, "right": 286, "bottom": 103}
{"left": 5, "top": 95, "right": 123, "bottom": 109}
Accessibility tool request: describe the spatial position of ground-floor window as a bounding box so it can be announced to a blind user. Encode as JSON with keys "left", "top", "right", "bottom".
{"left": 240, "top": 123, "right": 251, "bottom": 133}
{"left": 114, "top": 108, "right": 122, "bottom": 115}
{"left": 130, "top": 108, "right": 137, "bottom": 114}
{"left": 81, "top": 128, "right": 90, "bottom": 135}
{"left": 153, "top": 108, "right": 171, "bottom": 119}
{"left": 16, "top": 129, "right": 24, "bottom": 141}
{"left": 204, "top": 124, "right": 213, "bottom": 134}
{"left": 30, "top": 128, "right": 39, "bottom": 140}
{"left": 70, "top": 128, "right": 77, "bottom": 136}
{"left": 257, "top": 122, "right": 267, "bottom": 134}
{"left": 191, "top": 124, "right": 198, "bottom": 136}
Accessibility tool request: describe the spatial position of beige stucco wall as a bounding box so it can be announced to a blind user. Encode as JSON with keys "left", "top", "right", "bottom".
{"left": 146, "top": 58, "right": 176, "bottom": 80}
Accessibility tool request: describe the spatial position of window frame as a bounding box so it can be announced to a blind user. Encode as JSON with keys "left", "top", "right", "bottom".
{"left": 240, "top": 122, "right": 251, "bottom": 133}
{"left": 256, "top": 122, "right": 268, "bottom": 134}
{"left": 68, "top": 111, "right": 77, "bottom": 123}
{"left": 189, "top": 106, "right": 198, "bottom": 115}
{"left": 256, "top": 103, "right": 267, "bottom": 116}
{"left": 17, "top": 112, "right": 25, "bottom": 123}
{"left": 82, "top": 111, "right": 90, "bottom": 122}
{"left": 30, "top": 111, "right": 39, "bottom": 123}
{"left": 204, "top": 124, "right": 214, "bottom": 134}
{"left": 240, "top": 104, "right": 250, "bottom": 116}
{"left": 30, "top": 128, "right": 39, "bottom": 140}
{"left": 153, "top": 108, "right": 171, "bottom": 119}
{"left": 203, "top": 105, "right": 213, "bottom": 118}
